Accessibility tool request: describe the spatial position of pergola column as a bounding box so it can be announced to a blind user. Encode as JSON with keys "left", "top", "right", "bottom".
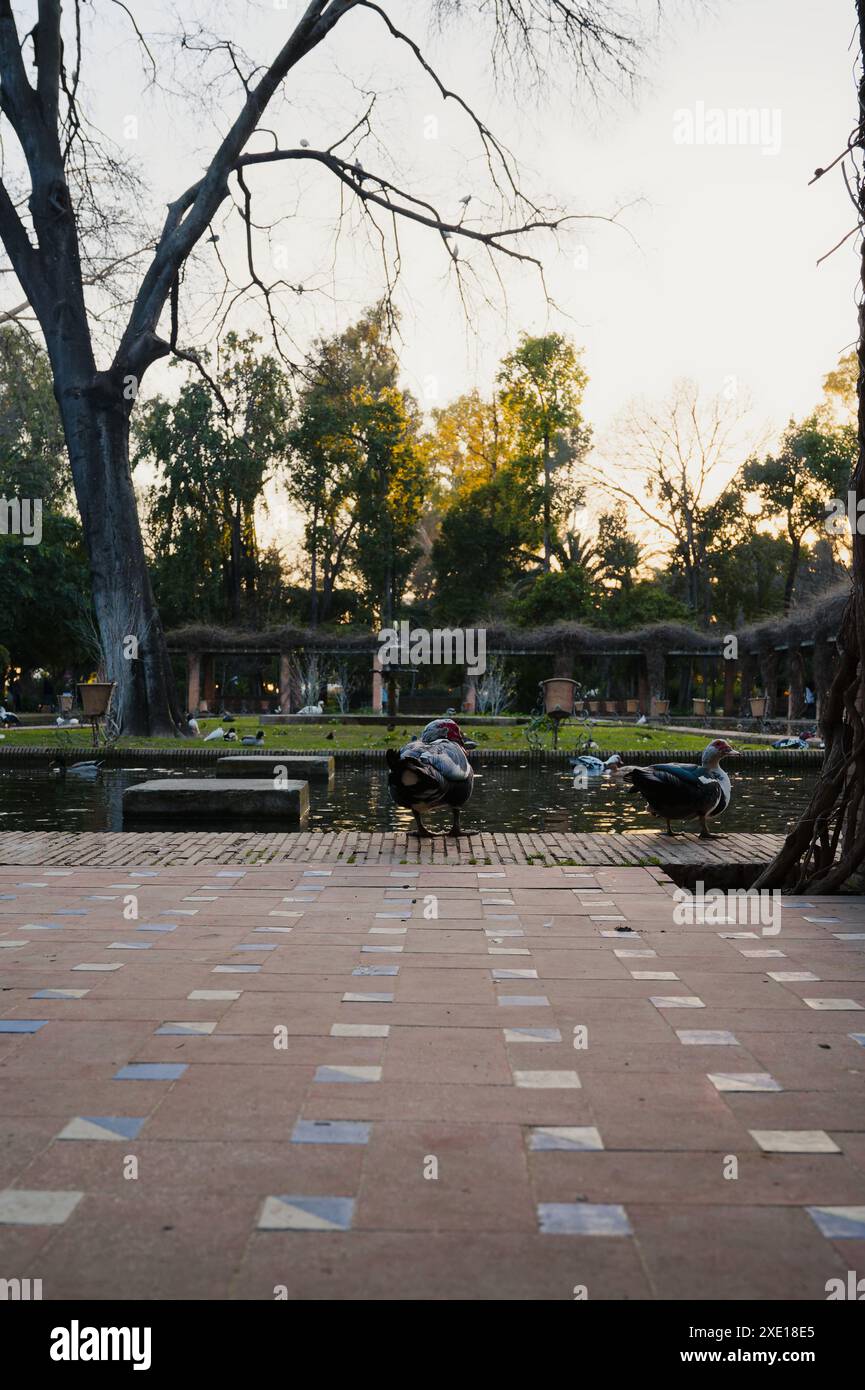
{"left": 186, "top": 652, "right": 201, "bottom": 714}
{"left": 759, "top": 649, "right": 779, "bottom": 719}
{"left": 201, "top": 654, "right": 216, "bottom": 712}
{"left": 787, "top": 646, "right": 805, "bottom": 724}
{"left": 278, "top": 652, "right": 292, "bottom": 714}
{"left": 738, "top": 651, "right": 754, "bottom": 718}
{"left": 723, "top": 653, "right": 738, "bottom": 716}
{"left": 372, "top": 650, "right": 383, "bottom": 714}
{"left": 637, "top": 660, "right": 650, "bottom": 714}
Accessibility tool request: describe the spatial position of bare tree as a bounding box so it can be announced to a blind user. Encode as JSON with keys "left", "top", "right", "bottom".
{"left": 476, "top": 655, "right": 515, "bottom": 714}
{"left": 0, "top": 1, "right": 661, "bottom": 733}
{"left": 591, "top": 380, "right": 751, "bottom": 622}
{"left": 753, "top": 0, "right": 865, "bottom": 892}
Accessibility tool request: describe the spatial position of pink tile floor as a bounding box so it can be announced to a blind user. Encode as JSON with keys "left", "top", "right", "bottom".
{"left": 1, "top": 859, "right": 864, "bottom": 1299}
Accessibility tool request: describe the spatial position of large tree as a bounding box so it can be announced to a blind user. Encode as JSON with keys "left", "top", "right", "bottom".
{"left": 743, "top": 414, "right": 855, "bottom": 613}
{"left": 754, "top": 0, "right": 865, "bottom": 892}
{"left": 0, "top": 1, "right": 658, "bottom": 733}
{"left": 497, "top": 332, "right": 590, "bottom": 571}
{"left": 286, "top": 304, "right": 427, "bottom": 627}
{"left": 136, "top": 333, "right": 291, "bottom": 627}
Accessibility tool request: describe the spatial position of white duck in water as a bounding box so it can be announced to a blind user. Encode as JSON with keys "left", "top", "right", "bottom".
{"left": 623, "top": 739, "right": 738, "bottom": 838}
{"left": 571, "top": 752, "right": 624, "bottom": 777}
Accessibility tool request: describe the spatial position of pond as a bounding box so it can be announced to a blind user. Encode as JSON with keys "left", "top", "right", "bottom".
{"left": 0, "top": 760, "right": 817, "bottom": 836}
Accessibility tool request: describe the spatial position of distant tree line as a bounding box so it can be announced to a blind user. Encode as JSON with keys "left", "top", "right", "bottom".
{"left": 0, "top": 311, "right": 855, "bottom": 697}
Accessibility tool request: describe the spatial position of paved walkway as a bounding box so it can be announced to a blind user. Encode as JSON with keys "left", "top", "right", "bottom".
{"left": 1, "top": 858, "right": 864, "bottom": 1299}
{"left": 1, "top": 829, "right": 784, "bottom": 869}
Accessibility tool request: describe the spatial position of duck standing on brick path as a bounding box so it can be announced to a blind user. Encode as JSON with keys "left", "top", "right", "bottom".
{"left": 386, "top": 717, "right": 477, "bottom": 838}
{"left": 622, "top": 739, "right": 738, "bottom": 838}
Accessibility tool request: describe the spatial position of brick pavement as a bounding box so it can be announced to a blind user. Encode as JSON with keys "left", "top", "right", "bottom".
{"left": 0, "top": 859, "right": 863, "bottom": 1300}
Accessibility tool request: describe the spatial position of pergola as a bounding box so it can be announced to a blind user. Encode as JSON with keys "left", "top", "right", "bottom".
{"left": 166, "top": 584, "right": 847, "bottom": 719}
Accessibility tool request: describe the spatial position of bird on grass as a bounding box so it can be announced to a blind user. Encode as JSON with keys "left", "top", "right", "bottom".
{"left": 622, "top": 739, "right": 738, "bottom": 839}
{"left": 241, "top": 730, "right": 265, "bottom": 746}
{"left": 386, "top": 717, "right": 476, "bottom": 838}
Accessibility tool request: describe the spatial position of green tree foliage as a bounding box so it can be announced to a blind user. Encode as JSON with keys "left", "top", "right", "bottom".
{"left": 433, "top": 473, "right": 541, "bottom": 624}
{"left": 0, "top": 329, "right": 91, "bottom": 682}
{"left": 135, "top": 333, "right": 292, "bottom": 628}
{"left": 287, "top": 305, "right": 430, "bottom": 627}
{"left": 511, "top": 567, "right": 593, "bottom": 625}
{"left": 497, "top": 333, "right": 590, "bottom": 571}
{"left": 743, "top": 413, "right": 855, "bottom": 612}
{"left": 0, "top": 329, "right": 68, "bottom": 507}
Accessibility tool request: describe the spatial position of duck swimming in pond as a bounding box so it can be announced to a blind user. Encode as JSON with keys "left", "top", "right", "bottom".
{"left": 571, "top": 752, "right": 624, "bottom": 778}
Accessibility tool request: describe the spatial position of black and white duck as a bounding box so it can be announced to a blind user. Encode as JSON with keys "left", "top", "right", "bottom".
{"left": 386, "top": 717, "right": 476, "bottom": 838}
{"left": 623, "top": 738, "right": 738, "bottom": 838}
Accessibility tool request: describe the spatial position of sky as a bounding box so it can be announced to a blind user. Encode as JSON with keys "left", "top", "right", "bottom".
{"left": 1, "top": 0, "right": 858, "bottom": 548}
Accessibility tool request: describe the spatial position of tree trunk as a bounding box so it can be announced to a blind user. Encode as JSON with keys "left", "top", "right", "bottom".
{"left": 59, "top": 393, "right": 181, "bottom": 737}
{"left": 783, "top": 534, "right": 801, "bottom": 614}
{"left": 542, "top": 429, "right": 551, "bottom": 573}
{"left": 309, "top": 500, "right": 319, "bottom": 628}
{"left": 752, "top": 0, "right": 865, "bottom": 890}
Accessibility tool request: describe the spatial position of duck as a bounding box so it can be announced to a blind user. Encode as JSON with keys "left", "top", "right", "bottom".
{"left": 571, "top": 752, "right": 624, "bottom": 777}
{"left": 297, "top": 701, "right": 323, "bottom": 715}
{"left": 222, "top": 729, "right": 238, "bottom": 742}
{"left": 51, "top": 759, "right": 103, "bottom": 778}
{"left": 386, "top": 717, "right": 476, "bottom": 838}
{"left": 186, "top": 714, "right": 201, "bottom": 737}
{"left": 242, "top": 730, "right": 265, "bottom": 746}
{"left": 623, "top": 739, "right": 737, "bottom": 838}
{"left": 203, "top": 726, "right": 224, "bottom": 742}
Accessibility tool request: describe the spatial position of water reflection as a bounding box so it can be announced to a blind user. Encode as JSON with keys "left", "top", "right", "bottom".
{"left": 0, "top": 760, "right": 817, "bottom": 836}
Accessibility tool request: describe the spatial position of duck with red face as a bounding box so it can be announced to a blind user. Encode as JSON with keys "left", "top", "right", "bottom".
{"left": 622, "top": 739, "right": 738, "bottom": 838}
{"left": 386, "top": 718, "right": 476, "bottom": 838}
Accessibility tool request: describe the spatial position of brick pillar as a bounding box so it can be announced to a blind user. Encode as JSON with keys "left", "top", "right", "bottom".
{"left": 186, "top": 652, "right": 201, "bottom": 714}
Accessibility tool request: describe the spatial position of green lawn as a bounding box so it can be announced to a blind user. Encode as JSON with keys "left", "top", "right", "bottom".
{"left": 0, "top": 716, "right": 773, "bottom": 754}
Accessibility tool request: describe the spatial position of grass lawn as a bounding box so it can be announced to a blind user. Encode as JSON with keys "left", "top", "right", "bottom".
{"left": 0, "top": 716, "right": 773, "bottom": 754}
